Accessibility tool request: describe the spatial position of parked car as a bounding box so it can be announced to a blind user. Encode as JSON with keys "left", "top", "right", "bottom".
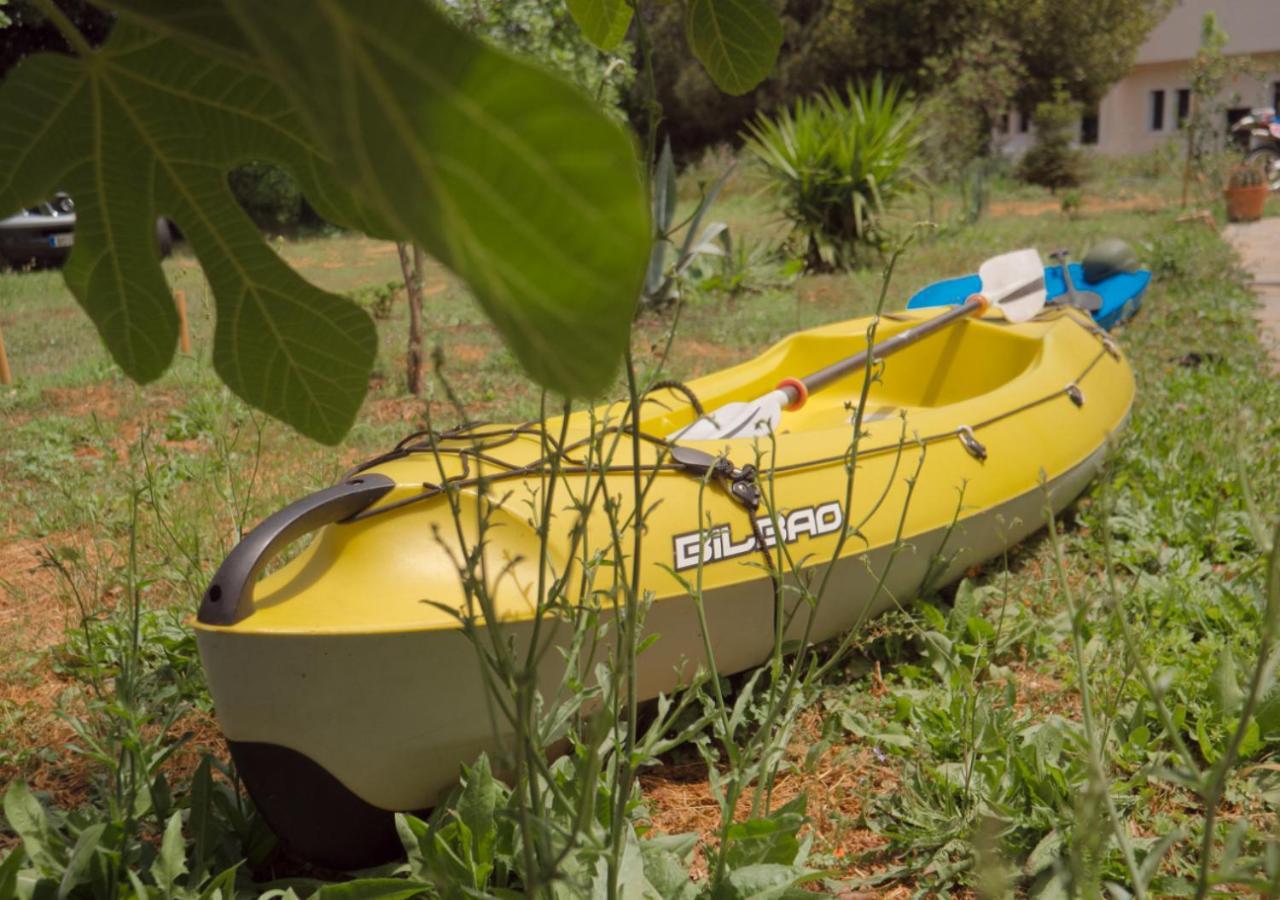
{"left": 0, "top": 193, "right": 174, "bottom": 269}
{"left": 0, "top": 193, "right": 76, "bottom": 267}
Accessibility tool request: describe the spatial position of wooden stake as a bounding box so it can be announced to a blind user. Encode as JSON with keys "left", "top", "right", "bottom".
{"left": 175, "top": 289, "right": 192, "bottom": 354}
{"left": 0, "top": 319, "right": 11, "bottom": 385}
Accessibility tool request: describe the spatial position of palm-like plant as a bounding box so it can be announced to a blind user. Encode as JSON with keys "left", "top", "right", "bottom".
{"left": 742, "top": 77, "right": 922, "bottom": 271}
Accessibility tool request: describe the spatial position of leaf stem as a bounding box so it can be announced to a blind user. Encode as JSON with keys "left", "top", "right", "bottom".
{"left": 32, "top": 0, "right": 95, "bottom": 58}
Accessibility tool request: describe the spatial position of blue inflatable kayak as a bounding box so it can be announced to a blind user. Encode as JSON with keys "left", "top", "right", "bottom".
{"left": 907, "top": 263, "right": 1150, "bottom": 330}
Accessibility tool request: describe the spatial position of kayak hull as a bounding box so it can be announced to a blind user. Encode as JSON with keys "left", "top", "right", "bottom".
{"left": 195, "top": 307, "right": 1134, "bottom": 866}
{"left": 907, "top": 263, "right": 1151, "bottom": 330}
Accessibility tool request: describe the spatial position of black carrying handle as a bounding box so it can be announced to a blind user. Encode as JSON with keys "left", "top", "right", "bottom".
{"left": 199, "top": 474, "right": 396, "bottom": 626}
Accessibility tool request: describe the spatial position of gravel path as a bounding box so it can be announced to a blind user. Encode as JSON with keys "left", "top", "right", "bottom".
{"left": 1225, "top": 218, "right": 1280, "bottom": 371}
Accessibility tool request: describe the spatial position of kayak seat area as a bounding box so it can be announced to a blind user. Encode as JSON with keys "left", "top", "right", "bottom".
{"left": 637, "top": 315, "right": 1045, "bottom": 437}
{"left": 784, "top": 318, "right": 1042, "bottom": 414}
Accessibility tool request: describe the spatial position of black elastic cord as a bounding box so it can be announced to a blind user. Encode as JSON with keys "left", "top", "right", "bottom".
{"left": 643, "top": 379, "right": 705, "bottom": 418}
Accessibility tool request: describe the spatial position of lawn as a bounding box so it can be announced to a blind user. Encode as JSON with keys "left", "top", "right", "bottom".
{"left": 2, "top": 166, "right": 1279, "bottom": 895}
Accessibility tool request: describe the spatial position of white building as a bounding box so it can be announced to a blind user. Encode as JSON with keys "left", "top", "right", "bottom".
{"left": 1000, "top": 0, "right": 1279, "bottom": 156}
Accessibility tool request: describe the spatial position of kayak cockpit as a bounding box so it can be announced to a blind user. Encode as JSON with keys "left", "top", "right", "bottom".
{"left": 639, "top": 312, "right": 1046, "bottom": 437}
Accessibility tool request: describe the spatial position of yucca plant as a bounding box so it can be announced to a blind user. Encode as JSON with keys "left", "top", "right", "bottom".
{"left": 742, "top": 77, "right": 922, "bottom": 271}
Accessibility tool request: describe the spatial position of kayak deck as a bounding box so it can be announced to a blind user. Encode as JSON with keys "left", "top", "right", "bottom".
{"left": 215, "top": 306, "right": 1129, "bottom": 637}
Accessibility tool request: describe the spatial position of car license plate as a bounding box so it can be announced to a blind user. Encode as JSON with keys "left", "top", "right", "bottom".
{"left": 49, "top": 233, "right": 73, "bottom": 248}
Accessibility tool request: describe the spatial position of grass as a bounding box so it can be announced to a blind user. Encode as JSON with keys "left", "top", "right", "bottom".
{"left": 802, "top": 216, "right": 1280, "bottom": 894}
{"left": 1, "top": 163, "right": 1278, "bottom": 896}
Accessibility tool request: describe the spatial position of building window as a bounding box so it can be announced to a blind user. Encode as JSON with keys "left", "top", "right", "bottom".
{"left": 1176, "top": 89, "right": 1191, "bottom": 127}
{"left": 1018, "top": 109, "right": 1030, "bottom": 133}
{"left": 1150, "top": 90, "right": 1165, "bottom": 131}
{"left": 1273, "top": 81, "right": 1279, "bottom": 111}
{"left": 999, "top": 111, "right": 1010, "bottom": 134}
{"left": 1081, "top": 111, "right": 1099, "bottom": 145}
{"left": 1227, "top": 107, "right": 1251, "bottom": 129}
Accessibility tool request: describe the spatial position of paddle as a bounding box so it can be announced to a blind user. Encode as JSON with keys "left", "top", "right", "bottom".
{"left": 671, "top": 249, "right": 1048, "bottom": 441}
{"left": 1049, "top": 248, "right": 1102, "bottom": 312}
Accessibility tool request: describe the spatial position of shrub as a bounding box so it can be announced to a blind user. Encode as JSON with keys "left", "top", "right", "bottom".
{"left": 918, "top": 28, "right": 1026, "bottom": 180}
{"left": 1059, "top": 187, "right": 1083, "bottom": 218}
{"left": 1016, "top": 88, "right": 1086, "bottom": 191}
{"left": 742, "top": 77, "right": 922, "bottom": 271}
{"left": 227, "top": 161, "right": 306, "bottom": 230}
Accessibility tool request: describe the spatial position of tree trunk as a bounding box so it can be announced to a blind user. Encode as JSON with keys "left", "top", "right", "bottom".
{"left": 397, "top": 242, "right": 426, "bottom": 396}
{"left": 1181, "top": 95, "right": 1198, "bottom": 209}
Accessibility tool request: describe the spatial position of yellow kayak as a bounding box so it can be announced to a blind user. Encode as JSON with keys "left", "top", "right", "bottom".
{"left": 195, "top": 305, "right": 1133, "bottom": 866}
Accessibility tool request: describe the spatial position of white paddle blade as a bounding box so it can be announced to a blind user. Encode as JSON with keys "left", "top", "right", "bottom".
{"left": 669, "top": 389, "right": 788, "bottom": 440}
{"left": 978, "top": 248, "right": 1047, "bottom": 323}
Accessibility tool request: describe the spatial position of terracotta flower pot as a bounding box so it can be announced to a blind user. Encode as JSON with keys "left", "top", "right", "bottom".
{"left": 1224, "top": 183, "right": 1269, "bottom": 223}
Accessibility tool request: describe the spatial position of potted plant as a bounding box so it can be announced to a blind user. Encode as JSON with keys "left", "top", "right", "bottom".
{"left": 1224, "top": 161, "right": 1269, "bottom": 222}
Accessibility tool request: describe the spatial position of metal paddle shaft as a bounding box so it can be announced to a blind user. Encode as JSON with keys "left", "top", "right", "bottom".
{"left": 1049, "top": 248, "right": 1102, "bottom": 312}
{"left": 780, "top": 295, "right": 987, "bottom": 406}
{"left": 780, "top": 265, "right": 1045, "bottom": 406}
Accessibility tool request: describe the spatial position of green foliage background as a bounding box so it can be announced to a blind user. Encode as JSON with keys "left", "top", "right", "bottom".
{"left": 644, "top": 0, "right": 1170, "bottom": 155}
{"left": 0, "top": 0, "right": 663, "bottom": 442}
{"left": 1017, "top": 88, "right": 1087, "bottom": 190}
{"left": 445, "top": 0, "right": 636, "bottom": 121}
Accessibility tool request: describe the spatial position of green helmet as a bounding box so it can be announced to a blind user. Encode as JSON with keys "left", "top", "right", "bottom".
{"left": 1082, "top": 238, "right": 1139, "bottom": 284}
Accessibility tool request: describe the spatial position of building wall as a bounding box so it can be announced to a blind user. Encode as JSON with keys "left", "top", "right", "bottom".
{"left": 994, "top": 110, "right": 1035, "bottom": 157}
{"left": 1095, "top": 55, "right": 1279, "bottom": 155}
{"left": 1138, "top": 0, "right": 1278, "bottom": 64}
{"left": 996, "top": 0, "right": 1280, "bottom": 158}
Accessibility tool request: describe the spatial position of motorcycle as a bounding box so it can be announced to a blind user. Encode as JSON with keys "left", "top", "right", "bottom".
{"left": 1231, "top": 107, "right": 1280, "bottom": 191}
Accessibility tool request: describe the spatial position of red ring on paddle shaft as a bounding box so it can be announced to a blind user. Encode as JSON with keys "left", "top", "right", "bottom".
{"left": 968, "top": 293, "right": 991, "bottom": 315}
{"left": 776, "top": 377, "right": 808, "bottom": 411}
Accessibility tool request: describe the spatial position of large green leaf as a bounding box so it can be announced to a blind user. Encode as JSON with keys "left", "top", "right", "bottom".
{"left": 0, "top": 846, "right": 24, "bottom": 899}
{"left": 565, "top": 0, "right": 633, "bottom": 50}
{"left": 1, "top": 781, "right": 57, "bottom": 872}
{"left": 0, "top": 22, "right": 380, "bottom": 443}
{"left": 686, "top": 0, "right": 782, "bottom": 96}
{"left": 57, "top": 823, "right": 106, "bottom": 899}
{"left": 115, "top": 0, "right": 651, "bottom": 400}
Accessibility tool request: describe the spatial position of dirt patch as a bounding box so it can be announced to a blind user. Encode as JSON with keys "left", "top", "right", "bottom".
{"left": 988, "top": 192, "right": 1165, "bottom": 218}
{"left": 1, "top": 531, "right": 123, "bottom": 795}
{"left": 366, "top": 396, "right": 429, "bottom": 427}
{"left": 797, "top": 274, "right": 861, "bottom": 307}
{"left": 1007, "top": 660, "right": 1082, "bottom": 720}
{"left": 666, "top": 340, "right": 743, "bottom": 378}
{"left": 161, "top": 708, "right": 233, "bottom": 787}
{"left": 640, "top": 707, "right": 912, "bottom": 890}
{"left": 0, "top": 676, "right": 83, "bottom": 817}
{"left": 0, "top": 698, "right": 231, "bottom": 849}
{"left": 450, "top": 344, "right": 491, "bottom": 364}
{"left": 40, "top": 382, "right": 121, "bottom": 422}
{"left": 0, "top": 538, "right": 78, "bottom": 654}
